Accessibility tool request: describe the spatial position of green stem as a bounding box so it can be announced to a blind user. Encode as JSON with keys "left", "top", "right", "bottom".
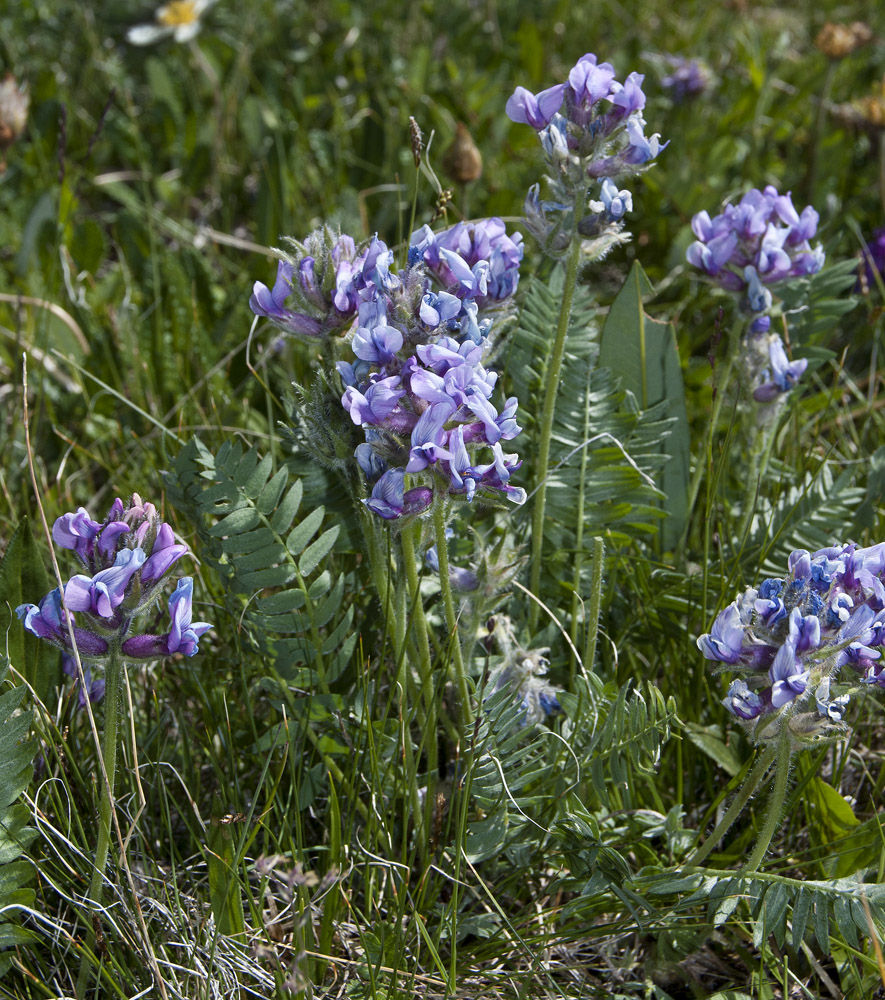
{"left": 743, "top": 726, "right": 793, "bottom": 872}
{"left": 736, "top": 399, "right": 783, "bottom": 544}
{"left": 569, "top": 356, "right": 595, "bottom": 673}
{"left": 685, "top": 317, "right": 746, "bottom": 527}
{"left": 529, "top": 192, "right": 586, "bottom": 631}
{"left": 432, "top": 494, "right": 471, "bottom": 730}
{"left": 807, "top": 60, "right": 836, "bottom": 202}
{"left": 76, "top": 648, "right": 124, "bottom": 1000}
{"left": 580, "top": 537, "right": 605, "bottom": 677}
{"left": 400, "top": 522, "right": 437, "bottom": 849}
{"left": 687, "top": 743, "right": 777, "bottom": 869}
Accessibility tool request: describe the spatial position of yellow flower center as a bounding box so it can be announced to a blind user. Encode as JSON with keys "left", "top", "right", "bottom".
{"left": 158, "top": 0, "right": 198, "bottom": 27}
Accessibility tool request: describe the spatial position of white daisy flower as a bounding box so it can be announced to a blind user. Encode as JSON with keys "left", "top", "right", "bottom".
{"left": 126, "top": 0, "right": 217, "bottom": 46}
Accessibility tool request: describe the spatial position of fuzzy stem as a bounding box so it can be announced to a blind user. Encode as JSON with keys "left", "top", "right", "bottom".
{"left": 529, "top": 192, "right": 586, "bottom": 631}
{"left": 686, "top": 316, "right": 746, "bottom": 526}
{"left": 580, "top": 537, "right": 606, "bottom": 677}
{"left": 76, "top": 648, "right": 124, "bottom": 1000}
{"left": 687, "top": 743, "right": 777, "bottom": 869}
{"left": 400, "top": 521, "right": 437, "bottom": 844}
{"left": 742, "top": 726, "right": 793, "bottom": 872}
{"left": 432, "top": 494, "right": 472, "bottom": 730}
{"left": 737, "top": 399, "right": 784, "bottom": 544}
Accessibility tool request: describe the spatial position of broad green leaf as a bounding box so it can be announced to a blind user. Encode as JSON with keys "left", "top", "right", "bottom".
{"left": 683, "top": 722, "right": 742, "bottom": 777}
{"left": 599, "top": 260, "right": 689, "bottom": 549}
{"left": 207, "top": 795, "right": 245, "bottom": 936}
{"left": 812, "top": 896, "right": 829, "bottom": 950}
{"left": 0, "top": 518, "right": 58, "bottom": 701}
{"left": 833, "top": 894, "right": 858, "bottom": 947}
{"left": 792, "top": 888, "right": 811, "bottom": 949}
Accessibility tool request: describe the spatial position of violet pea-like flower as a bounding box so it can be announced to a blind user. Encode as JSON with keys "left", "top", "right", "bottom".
{"left": 768, "top": 641, "right": 809, "bottom": 708}
{"left": 249, "top": 261, "right": 324, "bottom": 339}
{"left": 566, "top": 54, "right": 617, "bottom": 123}
{"left": 505, "top": 84, "right": 565, "bottom": 130}
{"left": 16, "top": 589, "right": 109, "bottom": 657}
{"left": 722, "top": 678, "right": 766, "bottom": 720}
{"left": 363, "top": 468, "right": 433, "bottom": 520}
{"left": 52, "top": 508, "right": 103, "bottom": 563}
{"left": 697, "top": 603, "right": 745, "bottom": 664}
{"left": 753, "top": 337, "right": 808, "bottom": 403}
{"left": 419, "top": 291, "right": 462, "bottom": 330}
{"left": 64, "top": 547, "right": 147, "bottom": 619}
{"left": 406, "top": 403, "right": 454, "bottom": 472}
{"left": 141, "top": 522, "right": 188, "bottom": 584}
{"left": 166, "top": 578, "right": 212, "bottom": 656}
{"left": 352, "top": 323, "right": 404, "bottom": 366}
{"left": 342, "top": 375, "right": 406, "bottom": 426}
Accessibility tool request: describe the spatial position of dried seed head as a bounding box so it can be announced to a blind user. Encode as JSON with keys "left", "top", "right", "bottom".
{"left": 409, "top": 115, "right": 423, "bottom": 168}
{"left": 0, "top": 75, "right": 29, "bottom": 167}
{"left": 833, "top": 77, "right": 885, "bottom": 133}
{"left": 442, "top": 122, "right": 483, "bottom": 184}
{"left": 815, "top": 21, "right": 872, "bottom": 59}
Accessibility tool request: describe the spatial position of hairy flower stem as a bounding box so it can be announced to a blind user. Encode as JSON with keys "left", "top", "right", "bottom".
{"left": 687, "top": 743, "right": 777, "bottom": 869}
{"left": 529, "top": 192, "right": 586, "bottom": 631}
{"left": 400, "top": 523, "right": 437, "bottom": 840}
{"left": 580, "top": 537, "right": 606, "bottom": 678}
{"left": 686, "top": 317, "right": 747, "bottom": 528}
{"left": 742, "top": 727, "right": 793, "bottom": 872}
{"left": 76, "top": 648, "right": 124, "bottom": 1000}
{"left": 737, "top": 403, "right": 783, "bottom": 544}
{"left": 432, "top": 495, "right": 472, "bottom": 731}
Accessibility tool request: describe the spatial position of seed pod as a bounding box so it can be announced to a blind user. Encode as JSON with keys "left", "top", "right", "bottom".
{"left": 442, "top": 122, "right": 483, "bottom": 184}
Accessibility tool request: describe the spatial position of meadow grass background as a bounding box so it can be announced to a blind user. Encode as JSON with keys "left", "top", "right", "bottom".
{"left": 2, "top": 1, "right": 885, "bottom": 997}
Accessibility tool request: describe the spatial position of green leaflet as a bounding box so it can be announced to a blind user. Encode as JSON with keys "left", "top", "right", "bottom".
{"left": 598, "top": 260, "right": 690, "bottom": 549}
{"left": 166, "top": 437, "right": 354, "bottom": 686}
{"left": 749, "top": 464, "right": 864, "bottom": 577}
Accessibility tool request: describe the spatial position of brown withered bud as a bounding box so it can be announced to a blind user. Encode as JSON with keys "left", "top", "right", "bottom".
{"left": 815, "top": 21, "right": 873, "bottom": 60}
{"left": 0, "top": 75, "right": 29, "bottom": 169}
{"left": 442, "top": 122, "right": 483, "bottom": 185}
{"left": 409, "top": 115, "right": 423, "bottom": 168}
{"left": 430, "top": 188, "right": 453, "bottom": 223}
{"left": 832, "top": 77, "right": 885, "bottom": 134}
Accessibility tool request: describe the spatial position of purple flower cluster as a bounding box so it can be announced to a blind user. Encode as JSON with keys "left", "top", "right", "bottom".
{"left": 506, "top": 53, "right": 666, "bottom": 178}
{"left": 661, "top": 57, "right": 713, "bottom": 102}
{"left": 686, "top": 186, "right": 825, "bottom": 301}
{"left": 411, "top": 219, "right": 524, "bottom": 306}
{"left": 16, "top": 496, "right": 210, "bottom": 661}
{"left": 250, "top": 230, "right": 397, "bottom": 341}
{"left": 321, "top": 221, "right": 526, "bottom": 519}
{"left": 506, "top": 53, "right": 666, "bottom": 257}
{"left": 861, "top": 227, "right": 885, "bottom": 292}
{"left": 698, "top": 543, "right": 885, "bottom": 733}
